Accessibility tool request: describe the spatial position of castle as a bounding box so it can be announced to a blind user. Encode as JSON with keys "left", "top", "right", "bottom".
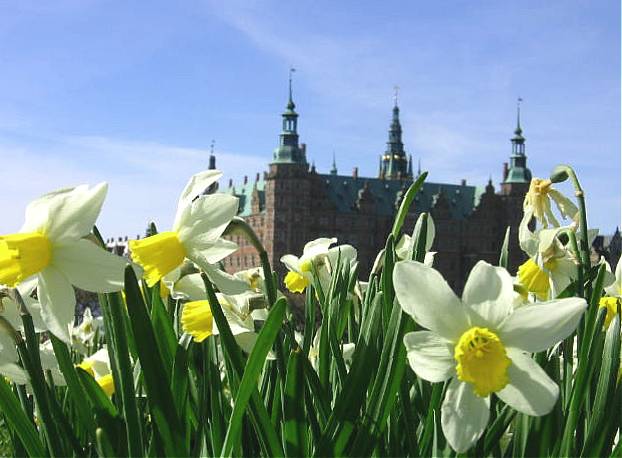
{"left": 215, "top": 80, "right": 534, "bottom": 292}
{"left": 103, "top": 81, "right": 621, "bottom": 292}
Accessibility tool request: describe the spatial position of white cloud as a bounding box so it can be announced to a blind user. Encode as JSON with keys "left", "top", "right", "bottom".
{"left": 0, "top": 135, "right": 266, "bottom": 237}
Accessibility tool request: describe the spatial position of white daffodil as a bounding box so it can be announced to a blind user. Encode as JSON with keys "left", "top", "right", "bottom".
{"left": 281, "top": 238, "right": 337, "bottom": 293}
{"left": 77, "top": 347, "right": 114, "bottom": 396}
{"left": 523, "top": 177, "right": 578, "bottom": 228}
{"left": 599, "top": 260, "right": 621, "bottom": 328}
{"left": 129, "top": 170, "right": 239, "bottom": 290}
{"left": 299, "top": 332, "right": 355, "bottom": 371}
{"left": 179, "top": 284, "right": 269, "bottom": 356}
{"left": 518, "top": 224, "right": 578, "bottom": 300}
{"left": 0, "top": 183, "right": 127, "bottom": 342}
{"left": 0, "top": 340, "right": 66, "bottom": 387}
{"left": 394, "top": 260, "right": 587, "bottom": 453}
{"left": 396, "top": 214, "right": 436, "bottom": 266}
{"left": 71, "top": 307, "right": 104, "bottom": 354}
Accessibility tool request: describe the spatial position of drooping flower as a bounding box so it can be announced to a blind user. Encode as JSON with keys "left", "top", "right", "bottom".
{"left": 129, "top": 170, "right": 239, "bottom": 288}
{"left": 77, "top": 347, "right": 114, "bottom": 396}
{"left": 178, "top": 279, "right": 268, "bottom": 355}
{"left": 394, "top": 260, "right": 586, "bottom": 452}
{"left": 281, "top": 238, "right": 356, "bottom": 294}
{"left": 523, "top": 177, "right": 578, "bottom": 228}
{"left": 0, "top": 184, "right": 127, "bottom": 342}
{"left": 281, "top": 238, "right": 337, "bottom": 293}
{"left": 518, "top": 225, "right": 579, "bottom": 300}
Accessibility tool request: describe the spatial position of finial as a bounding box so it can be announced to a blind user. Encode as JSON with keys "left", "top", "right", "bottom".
{"left": 393, "top": 85, "right": 400, "bottom": 107}
{"left": 417, "top": 158, "right": 422, "bottom": 177}
{"left": 330, "top": 150, "right": 338, "bottom": 175}
{"left": 516, "top": 97, "right": 523, "bottom": 131}
{"left": 288, "top": 67, "right": 296, "bottom": 103}
{"left": 210, "top": 139, "right": 215, "bottom": 155}
{"left": 208, "top": 139, "right": 216, "bottom": 170}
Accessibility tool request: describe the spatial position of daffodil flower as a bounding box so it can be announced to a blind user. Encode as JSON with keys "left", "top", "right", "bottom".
{"left": 129, "top": 170, "right": 239, "bottom": 289}
{"left": 281, "top": 238, "right": 337, "bottom": 293}
{"left": 71, "top": 307, "right": 104, "bottom": 354}
{"left": 396, "top": 214, "right": 436, "bottom": 266}
{"left": 0, "top": 183, "right": 127, "bottom": 342}
{"left": 77, "top": 347, "right": 114, "bottom": 396}
{"left": 394, "top": 260, "right": 587, "bottom": 453}
{"left": 599, "top": 260, "right": 621, "bottom": 328}
{"left": 295, "top": 331, "right": 355, "bottom": 371}
{"left": 177, "top": 279, "right": 269, "bottom": 355}
{"left": 523, "top": 177, "right": 578, "bottom": 228}
{"left": 518, "top": 225, "right": 578, "bottom": 300}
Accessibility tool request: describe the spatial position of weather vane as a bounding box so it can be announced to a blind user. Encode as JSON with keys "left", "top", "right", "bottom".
{"left": 210, "top": 139, "right": 215, "bottom": 155}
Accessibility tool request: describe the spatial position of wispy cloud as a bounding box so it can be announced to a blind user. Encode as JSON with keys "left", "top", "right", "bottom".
{"left": 0, "top": 134, "right": 265, "bottom": 237}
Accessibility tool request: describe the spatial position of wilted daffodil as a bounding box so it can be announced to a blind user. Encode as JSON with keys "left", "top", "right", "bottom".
{"left": 281, "top": 238, "right": 337, "bottom": 293}
{"left": 523, "top": 177, "right": 578, "bottom": 228}
{"left": 77, "top": 347, "right": 114, "bottom": 396}
{"left": 0, "top": 183, "right": 127, "bottom": 342}
{"left": 394, "top": 260, "right": 587, "bottom": 453}
{"left": 518, "top": 224, "right": 578, "bottom": 300}
{"left": 129, "top": 170, "right": 239, "bottom": 288}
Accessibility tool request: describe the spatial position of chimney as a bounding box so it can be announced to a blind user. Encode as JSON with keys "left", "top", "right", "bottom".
{"left": 255, "top": 172, "right": 260, "bottom": 182}
{"left": 461, "top": 179, "right": 466, "bottom": 186}
{"left": 208, "top": 154, "right": 216, "bottom": 170}
{"left": 503, "top": 162, "right": 509, "bottom": 181}
{"left": 243, "top": 175, "right": 248, "bottom": 185}
{"left": 353, "top": 167, "right": 359, "bottom": 179}
{"left": 228, "top": 178, "right": 233, "bottom": 188}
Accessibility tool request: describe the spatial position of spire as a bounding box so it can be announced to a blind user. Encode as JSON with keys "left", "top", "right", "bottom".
{"left": 417, "top": 158, "right": 422, "bottom": 177}
{"left": 330, "top": 151, "right": 338, "bottom": 175}
{"left": 287, "top": 67, "right": 296, "bottom": 110}
{"left": 514, "top": 97, "right": 523, "bottom": 136}
{"left": 379, "top": 87, "right": 408, "bottom": 180}
{"left": 504, "top": 98, "right": 532, "bottom": 184}
{"left": 272, "top": 68, "right": 306, "bottom": 165}
{"left": 208, "top": 139, "right": 216, "bottom": 170}
{"left": 407, "top": 154, "right": 413, "bottom": 178}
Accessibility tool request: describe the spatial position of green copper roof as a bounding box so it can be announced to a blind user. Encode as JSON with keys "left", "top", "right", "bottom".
{"left": 229, "top": 173, "right": 484, "bottom": 219}
{"left": 228, "top": 179, "right": 266, "bottom": 216}
{"left": 504, "top": 166, "right": 532, "bottom": 184}
{"left": 318, "top": 175, "right": 483, "bottom": 219}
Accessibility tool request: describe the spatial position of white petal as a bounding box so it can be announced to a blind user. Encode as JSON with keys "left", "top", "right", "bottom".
{"left": 393, "top": 261, "right": 468, "bottom": 341}
{"left": 172, "top": 170, "right": 223, "bottom": 228}
{"left": 327, "top": 244, "right": 358, "bottom": 269}
{"left": 202, "top": 264, "right": 250, "bottom": 295}
{"left": 548, "top": 189, "right": 578, "bottom": 221}
{"left": 413, "top": 212, "right": 436, "bottom": 252}
{"left": 462, "top": 261, "right": 514, "bottom": 327}
{"left": 37, "top": 267, "right": 76, "bottom": 343}
{"left": 280, "top": 254, "right": 301, "bottom": 273}
{"left": 0, "top": 332, "right": 18, "bottom": 364}
{"left": 301, "top": 238, "right": 337, "bottom": 260}
{"left": 496, "top": 349, "right": 559, "bottom": 416}
{"left": 441, "top": 378, "right": 490, "bottom": 453}
{"left": 403, "top": 331, "right": 454, "bottom": 382}
{"left": 0, "top": 363, "right": 28, "bottom": 384}
{"left": 498, "top": 297, "right": 587, "bottom": 353}
{"left": 53, "top": 239, "right": 126, "bottom": 292}
{"left": 605, "top": 260, "right": 621, "bottom": 296}
{"left": 423, "top": 251, "right": 436, "bottom": 267}
{"left": 186, "top": 238, "right": 238, "bottom": 266}
{"left": 30, "top": 183, "right": 108, "bottom": 242}
{"left": 172, "top": 273, "right": 206, "bottom": 301}
{"left": 518, "top": 210, "right": 538, "bottom": 257}
{"left": 175, "top": 193, "right": 239, "bottom": 241}
{"left": 395, "top": 234, "right": 412, "bottom": 260}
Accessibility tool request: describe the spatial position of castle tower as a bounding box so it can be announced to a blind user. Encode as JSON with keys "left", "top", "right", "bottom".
{"left": 271, "top": 68, "right": 307, "bottom": 166}
{"left": 379, "top": 88, "right": 411, "bottom": 180}
{"left": 501, "top": 98, "right": 532, "bottom": 195}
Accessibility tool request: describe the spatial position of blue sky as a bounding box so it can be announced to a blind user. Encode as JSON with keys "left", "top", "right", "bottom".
{"left": 0, "top": 0, "right": 619, "bottom": 238}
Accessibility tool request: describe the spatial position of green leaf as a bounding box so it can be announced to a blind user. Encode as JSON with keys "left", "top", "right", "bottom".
{"left": 202, "top": 275, "right": 283, "bottom": 457}
{"left": 0, "top": 377, "right": 45, "bottom": 457}
{"left": 123, "top": 265, "right": 188, "bottom": 457}
{"left": 283, "top": 349, "right": 308, "bottom": 457}
{"left": 391, "top": 172, "right": 428, "bottom": 238}
{"left": 221, "top": 298, "right": 287, "bottom": 456}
